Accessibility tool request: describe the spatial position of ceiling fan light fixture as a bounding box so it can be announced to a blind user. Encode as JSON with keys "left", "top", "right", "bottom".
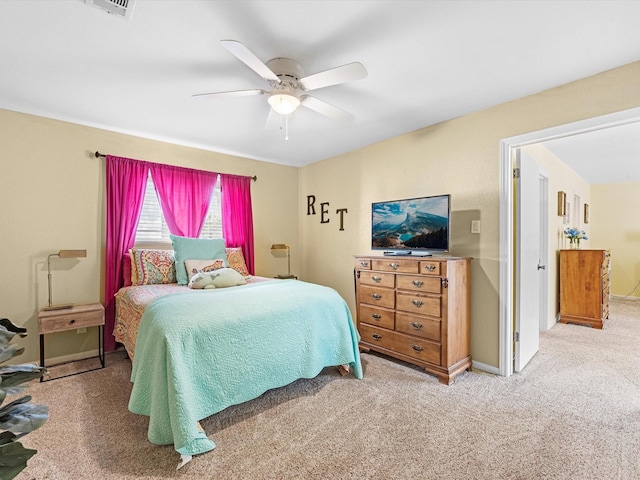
{"left": 268, "top": 92, "right": 300, "bottom": 115}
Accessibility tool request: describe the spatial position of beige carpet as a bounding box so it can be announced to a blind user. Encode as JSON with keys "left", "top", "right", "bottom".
{"left": 15, "top": 297, "right": 640, "bottom": 479}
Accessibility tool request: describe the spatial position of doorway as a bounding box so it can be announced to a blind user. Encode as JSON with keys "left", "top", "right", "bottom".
{"left": 498, "top": 106, "right": 640, "bottom": 377}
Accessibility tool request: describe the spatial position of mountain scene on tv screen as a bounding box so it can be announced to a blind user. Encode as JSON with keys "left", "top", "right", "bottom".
{"left": 372, "top": 197, "right": 448, "bottom": 250}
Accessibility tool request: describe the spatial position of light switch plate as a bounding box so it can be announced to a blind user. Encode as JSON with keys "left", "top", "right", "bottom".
{"left": 471, "top": 220, "right": 481, "bottom": 234}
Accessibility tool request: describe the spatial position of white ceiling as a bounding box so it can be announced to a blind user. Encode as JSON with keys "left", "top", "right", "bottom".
{"left": 1, "top": 1, "right": 640, "bottom": 175}
{"left": 541, "top": 121, "right": 640, "bottom": 184}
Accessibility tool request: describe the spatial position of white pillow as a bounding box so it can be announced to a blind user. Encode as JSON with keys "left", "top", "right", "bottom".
{"left": 188, "top": 268, "right": 247, "bottom": 289}
{"left": 184, "top": 258, "right": 225, "bottom": 277}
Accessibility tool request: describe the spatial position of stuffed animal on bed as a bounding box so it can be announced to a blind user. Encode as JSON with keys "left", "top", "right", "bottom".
{"left": 187, "top": 268, "right": 247, "bottom": 289}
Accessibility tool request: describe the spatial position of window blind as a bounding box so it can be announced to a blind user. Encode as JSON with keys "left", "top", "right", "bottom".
{"left": 135, "top": 172, "right": 221, "bottom": 243}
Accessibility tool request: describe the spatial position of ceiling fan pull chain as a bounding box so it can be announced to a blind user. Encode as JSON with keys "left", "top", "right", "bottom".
{"left": 285, "top": 115, "right": 289, "bottom": 141}
{"left": 278, "top": 114, "right": 289, "bottom": 141}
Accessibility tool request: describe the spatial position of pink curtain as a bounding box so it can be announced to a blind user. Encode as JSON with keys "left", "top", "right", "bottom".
{"left": 105, "top": 156, "right": 149, "bottom": 351}
{"left": 150, "top": 164, "right": 218, "bottom": 237}
{"left": 220, "top": 174, "right": 255, "bottom": 274}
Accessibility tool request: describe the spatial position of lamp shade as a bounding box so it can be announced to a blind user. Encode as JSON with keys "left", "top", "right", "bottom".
{"left": 58, "top": 249, "right": 87, "bottom": 258}
{"left": 267, "top": 92, "right": 300, "bottom": 115}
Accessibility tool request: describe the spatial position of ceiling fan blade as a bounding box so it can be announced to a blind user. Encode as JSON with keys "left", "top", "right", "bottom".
{"left": 299, "top": 62, "right": 367, "bottom": 91}
{"left": 300, "top": 95, "right": 354, "bottom": 122}
{"left": 192, "top": 89, "right": 265, "bottom": 99}
{"left": 221, "top": 40, "right": 280, "bottom": 83}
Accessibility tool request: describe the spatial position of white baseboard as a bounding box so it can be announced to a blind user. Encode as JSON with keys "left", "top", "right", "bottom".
{"left": 45, "top": 349, "right": 101, "bottom": 367}
{"left": 472, "top": 360, "right": 500, "bottom": 375}
{"left": 611, "top": 294, "right": 640, "bottom": 301}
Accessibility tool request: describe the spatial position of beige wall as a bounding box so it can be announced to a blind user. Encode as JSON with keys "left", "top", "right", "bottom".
{"left": 521, "top": 143, "right": 592, "bottom": 329}
{"left": 0, "top": 109, "right": 299, "bottom": 363}
{"left": 299, "top": 61, "right": 640, "bottom": 368}
{"left": 591, "top": 181, "right": 640, "bottom": 297}
{"left": 3, "top": 60, "right": 640, "bottom": 370}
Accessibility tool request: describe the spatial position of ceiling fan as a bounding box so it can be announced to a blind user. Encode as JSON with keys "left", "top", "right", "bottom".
{"left": 193, "top": 40, "right": 368, "bottom": 123}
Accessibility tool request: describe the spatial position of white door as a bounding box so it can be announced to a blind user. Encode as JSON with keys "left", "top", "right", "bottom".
{"left": 515, "top": 149, "right": 541, "bottom": 372}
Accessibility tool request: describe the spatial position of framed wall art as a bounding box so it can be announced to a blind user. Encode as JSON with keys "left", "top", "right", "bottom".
{"left": 584, "top": 203, "right": 589, "bottom": 224}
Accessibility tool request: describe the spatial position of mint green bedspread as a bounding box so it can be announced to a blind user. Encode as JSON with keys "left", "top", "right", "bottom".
{"left": 128, "top": 279, "right": 362, "bottom": 456}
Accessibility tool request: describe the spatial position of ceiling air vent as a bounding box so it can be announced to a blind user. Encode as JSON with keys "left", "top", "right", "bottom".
{"left": 83, "top": 0, "right": 136, "bottom": 21}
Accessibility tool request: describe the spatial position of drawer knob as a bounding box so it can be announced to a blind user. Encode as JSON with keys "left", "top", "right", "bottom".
{"left": 69, "top": 319, "right": 76, "bottom": 324}
{"left": 372, "top": 314, "right": 382, "bottom": 320}
{"left": 411, "top": 300, "right": 424, "bottom": 307}
{"left": 371, "top": 293, "right": 382, "bottom": 300}
{"left": 371, "top": 333, "right": 382, "bottom": 341}
{"left": 372, "top": 276, "right": 382, "bottom": 283}
{"left": 412, "top": 280, "right": 424, "bottom": 287}
{"left": 389, "top": 263, "right": 399, "bottom": 270}
{"left": 425, "top": 265, "right": 436, "bottom": 272}
{"left": 411, "top": 344, "right": 424, "bottom": 352}
{"left": 411, "top": 321, "right": 423, "bottom": 330}
{"left": 360, "top": 261, "right": 369, "bottom": 267}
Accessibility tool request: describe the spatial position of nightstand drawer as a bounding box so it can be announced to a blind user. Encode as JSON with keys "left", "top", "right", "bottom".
{"left": 39, "top": 305, "right": 104, "bottom": 334}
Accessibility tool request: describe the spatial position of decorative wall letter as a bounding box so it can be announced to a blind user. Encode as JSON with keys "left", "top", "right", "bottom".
{"left": 307, "top": 195, "right": 316, "bottom": 215}
{"left": 336, "top": 208, "right": 348, "bottom": 231}
{"left": 306, "top": 195, "right": 348, "bottom": 230}
{"left": 320, "top": 202, "right": 330, "bottom": 223}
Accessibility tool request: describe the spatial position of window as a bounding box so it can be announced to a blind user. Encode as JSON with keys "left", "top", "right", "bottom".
{"left": 135, "top": 172, "right": 222, "bottom": 243}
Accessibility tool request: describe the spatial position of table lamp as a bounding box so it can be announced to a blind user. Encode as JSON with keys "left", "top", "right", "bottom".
{"left": 45, "top": 249, "right": 87, "bottom": 311}
{"left": 270, "top": 244, "right": 294, "bottom": 279}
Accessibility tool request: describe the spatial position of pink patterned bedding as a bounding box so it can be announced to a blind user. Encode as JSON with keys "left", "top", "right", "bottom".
{"left": 115, "top": 284, "right": 188, "bottom": 360}
{"left": 114, "top": 277, "right": 271, "bottom": 360}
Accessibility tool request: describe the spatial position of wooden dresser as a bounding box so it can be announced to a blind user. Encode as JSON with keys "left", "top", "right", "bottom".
{"left": 354, "top": 255, "right": 471, "bottom": 384}
{"left": 559, "top": 249, "right": 611, "bottom": 329}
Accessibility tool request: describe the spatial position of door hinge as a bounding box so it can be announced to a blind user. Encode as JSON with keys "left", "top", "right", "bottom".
{"left": 514, "top": 331, "right": 520, "bottom": 342}
{"left": 513, "top": 168, "right": 520, "bottom": 179}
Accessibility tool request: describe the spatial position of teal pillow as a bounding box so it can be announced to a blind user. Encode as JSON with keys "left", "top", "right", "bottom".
{"left": 170, "top": 235, "right": 227, "bottom": 285}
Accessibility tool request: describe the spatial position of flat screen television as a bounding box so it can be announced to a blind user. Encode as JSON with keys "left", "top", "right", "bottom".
{"left": 371, "top": 194, "right": 450, "bottom": 256}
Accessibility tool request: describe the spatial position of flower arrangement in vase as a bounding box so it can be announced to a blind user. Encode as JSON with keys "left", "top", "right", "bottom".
{"left": 563, "top": 227, "right": 588, "bottom": 249}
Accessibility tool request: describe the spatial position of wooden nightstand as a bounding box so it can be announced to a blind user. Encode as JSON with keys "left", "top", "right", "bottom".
{"left": 38, "top": 303, "right": 105, "bottom": 381}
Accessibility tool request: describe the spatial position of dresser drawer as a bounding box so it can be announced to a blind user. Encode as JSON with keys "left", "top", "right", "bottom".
{"left": 396, "top": 313, "right": 441, "bottom": 341}
{"left": 601, "top": 273, "right": 609, "bottom": 289}
{"left": 358, "top": 285, "right": 395, "bottom": 309}
{"left": 396, "top": 274, "right": 441, "bottom": 293}
{"left": 396, "top": 292, "right": 441, "bottom": 318}
{"left": 372, "top": 259, "right": 419, "bottom": 273}
{"left": 38, "top": 308, "right": 104, "bottom": 334}
{"left": 355, "top": 258, "right": 372, "bottom": 270}
{"left": 359, "top": 305, "right": 395, "bottom": 330}
{"left": 359, "top": 324, "right": 440, "bottom": 365}
{"left": 420, "top": 261, "right": 443, "bottom": 276}
{"left": 359, "top": 271, "right": 395, "bottom": 288}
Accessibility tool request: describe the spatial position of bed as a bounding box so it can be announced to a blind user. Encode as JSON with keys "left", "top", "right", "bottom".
{"left": 114, "top": 271, "right": 363, "bottom": 465}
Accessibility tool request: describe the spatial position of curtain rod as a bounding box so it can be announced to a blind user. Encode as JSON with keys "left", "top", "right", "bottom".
{"left": 94, "top": 151, "right": 257, "bottom": 182}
